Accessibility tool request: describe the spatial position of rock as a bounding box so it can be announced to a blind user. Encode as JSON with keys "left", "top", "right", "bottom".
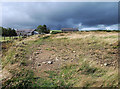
{"left": 38, "top": 63, "right": 41, "bottom": 66}
{"left": 29, "top": 57, "right": 32, "bottom": 60}
{"left": 42, "top": 62, "right": 46, "bottom": 64}
{"left": 50, "top": 57, "right": 53, "bottom": 60}
{"left": 22, "top": 42, "right": 24, "bottom": 44}
{"left": 63, "top": 57, "right": 69, "bottom": 60}
{"left": 112, "top": 64, "right": 115, "bottom": 66}
{"left": 71, "top": 59, "right": 74, "bottom": 61}
{"left": 104, "top": 63, "right": 108, "bottom": 66}
{"left": 58, "top": 55, "right": 60, "bottom": 57}
{"left": 32, "top": 67, "right": 35, "bottom": 69}
{"left": 48, "top": 61, "right": 53, "bottom": 64}
{"left": 71, "top": 59, "right": 74, "bottom": 62}
{"left": 39, "top": 51, "right": 42, "bottom": 53}
{"left": 96, "top": 62, "right": 99, "bottom": 64}
{"left": 19, "top": 48, "right": 25, "bottom": 51}
{"left": 73, "top": 51, "right": 76, "bottom": 53}
{"left": 55, "top": 57, "right": 59, "bottom": 61}
{"left": 15, "top": 53, "right": 19, "bottom": 57}
{"left": 38, "top": 35, "right": 40, "bottom": 37}
{"left": 36, "top": 52, "right": 39, "bottom": 54}
{"left": 34, "top": 52, "right": 39, "bottom": 55}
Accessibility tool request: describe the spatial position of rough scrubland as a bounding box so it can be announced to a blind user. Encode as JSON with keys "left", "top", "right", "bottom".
{"left": 1, "top": 31, "right": 119, "bottom": 88}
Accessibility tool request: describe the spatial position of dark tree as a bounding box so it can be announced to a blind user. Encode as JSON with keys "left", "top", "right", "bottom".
{"left": 12, "top": 29, "right": 17, "bottom": 36}
{"left": 1, "top": 27, "right": 18, "bottom": 40}
{"left": 36, "top": 25, "right": 50, "bottom": 34}
{"left": 8, "top": 28, "right": 12, "bottom": 39}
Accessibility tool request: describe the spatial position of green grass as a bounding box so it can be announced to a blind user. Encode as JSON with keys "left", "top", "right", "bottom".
{"left": 38, "top": 58, "right": 117, "bottom": 87}
{"left": 0, "top": 36, "right": 22, "bottom": 42}
{"left": 2, "top": 33, "right": 118, "bottom": 88}
{"left": 50, "top": 30, "right": 62, "bottom": 34}
{"left": 77, "top": 60, "right": 106, "bottom": 77}
{"left": 103, "top": 35, "right": 118, "bottom": 39}
{"left": 45, "top": 48, "right": 53, "bottom": 51}
{"left": 2, "top": 69, "right": 35, "bottom": 89}
{"left": 2, "top": 35, "right": 56, "bottom": 88}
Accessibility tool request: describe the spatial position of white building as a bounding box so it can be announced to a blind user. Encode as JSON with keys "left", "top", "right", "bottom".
{"left": 16, "top": 29, "right": 39, "bottom": 36}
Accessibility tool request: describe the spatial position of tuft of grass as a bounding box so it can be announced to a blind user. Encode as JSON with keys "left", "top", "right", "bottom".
{"left": 77, "top": 62, "right": 97, "bottom": 75}
{"left": 62, "top": 37, "right": 68, "bottom": 39}
{"left": 103, "top": 35, "right": 117, "bottom": 39}
{"left": 77, "top": 61, "right": 106, "bottom": 77}
{"left": 42, "top": 36, "right": 50, "bottom": 39}
{"left": 45, "top": 48, "right": 52, "bottom": 51}
{"left": 2, "top": 69, "right": 36, "bottom": 89}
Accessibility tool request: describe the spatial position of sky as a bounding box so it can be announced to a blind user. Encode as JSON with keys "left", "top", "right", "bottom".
{"left": 2, "top": 2, "right": 118, "bottom": 30}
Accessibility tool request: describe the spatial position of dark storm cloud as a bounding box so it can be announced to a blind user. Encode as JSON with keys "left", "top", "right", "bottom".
{"left": 2, "top": 2, "right": 118, "bottom": 29}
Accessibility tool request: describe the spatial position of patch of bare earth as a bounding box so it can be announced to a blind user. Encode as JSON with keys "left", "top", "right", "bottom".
{"left": 1, "top": 32, "right": 118, "bottom": 87}
{"left": 29, "top": 32, "right": 118, "bottom": 77}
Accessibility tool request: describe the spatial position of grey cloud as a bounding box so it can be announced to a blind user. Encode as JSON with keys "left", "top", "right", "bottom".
{"left": 2, "top": 2, "right": 118, "bottom": 29}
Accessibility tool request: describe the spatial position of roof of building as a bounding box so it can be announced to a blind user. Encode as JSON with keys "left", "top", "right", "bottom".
{"left": 16, "top": 29, "right": 35, "bottom": 32}
{"left": 61, "top": 28, "right": 78, "bottom": 31}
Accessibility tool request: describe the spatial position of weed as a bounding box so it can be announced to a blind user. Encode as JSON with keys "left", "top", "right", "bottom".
{"left": 77, "top": 62, "right": 97, "bottom": 75}
{"left": 42, "top": 36, "right": 50, "bottom": 39}
{"left": 62, "top": 37, "right": 68, "bottom": 39}
{"left": 45, "top": 48, "right": 52, "bottom": 51}
{"left": 103, "top": 35, "right": 117, "bottom": 39}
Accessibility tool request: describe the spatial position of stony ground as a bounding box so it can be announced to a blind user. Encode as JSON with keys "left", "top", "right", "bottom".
{"left": 1, "top": 31, "right": 119, "bottom": 88}
{"left": 29, "top": 32, "right": 118, "bottom": 77}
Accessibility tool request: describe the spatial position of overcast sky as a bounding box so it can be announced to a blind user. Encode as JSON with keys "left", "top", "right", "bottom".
{"left": 2, "top": 2, "right": 118, "bottom": 30}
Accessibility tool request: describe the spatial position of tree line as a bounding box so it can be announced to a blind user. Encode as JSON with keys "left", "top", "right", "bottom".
{"left": 0, "top": 27, "right": 17, "bottom": 40}
{"left": 0, "top": 24, "right": 50, "bottom": 40}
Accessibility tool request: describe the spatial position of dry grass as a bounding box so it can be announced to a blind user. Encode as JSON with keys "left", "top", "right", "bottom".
{"left": 1, "top": 32, "right": 119, "bottom": 88}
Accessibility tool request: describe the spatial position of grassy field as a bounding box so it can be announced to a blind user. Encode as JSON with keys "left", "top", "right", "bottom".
{"left": 1, "top": 31, "right": 119, "bottom": 88}
{"left": 0, "top": 36, "right": 22, "bottom": 42}
{"left": 50, "top": 30, "right": 62, "bottom": 34}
